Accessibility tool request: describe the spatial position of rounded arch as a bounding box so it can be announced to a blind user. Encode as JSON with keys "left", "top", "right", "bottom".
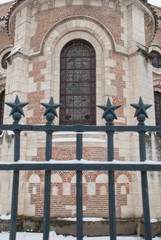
{"left": 0, "top": 45, "right": 12, "bottom": 73}
{"left": 29, "top": 174, "right": 40, "bottom": 183}
{"left": 41, "top": 17, "right": 116, "bottom": 125}
{"left": 51, "top": 173, "right": 63, "bottom": 183}
{"left": 117, "top": 174, "right": 129, "bottom": 183}
{"left": 149, "top": 45, "right": 161, "bottom": 55}
{"left": 41, "top": 15, "right": 116, "bottom": 55}
{"left": 96, "top": 174, "right": 108, "bottom": 183}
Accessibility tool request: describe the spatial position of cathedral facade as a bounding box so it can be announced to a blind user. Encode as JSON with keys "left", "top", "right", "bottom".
{"left": 0, "top": 0, "right": 161, "bottom": 221}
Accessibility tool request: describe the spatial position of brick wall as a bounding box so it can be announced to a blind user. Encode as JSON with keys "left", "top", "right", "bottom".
{"left": 31, "top": 5, "right": 124, "bottom": 52}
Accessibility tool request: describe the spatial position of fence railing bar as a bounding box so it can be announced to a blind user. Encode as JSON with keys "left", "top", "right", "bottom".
{"left": 107, "top": 131, "right": 116, "bottom": 240}
{"left": 9, "top": 129, "right": 21, "bottom": 240}
{"left": 76, "top": 134, "right": 83, "bottom": 240}
{"left": 43, "top": 130, "right": 52, "bottom": 240}
{"left": 1, "top": 124, "right": 161, "bottom": 133}
{"left": 139, "top": 131, "right": 152, "bottom": 240}
{"left": 0, "top": 162, "right": 161, "bottom": 171}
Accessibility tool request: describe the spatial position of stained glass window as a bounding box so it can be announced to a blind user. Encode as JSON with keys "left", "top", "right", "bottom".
{"left": 151, "top": 51, "right": 161, "bottom": 68}
{"left": 60, "top": 39, "right": 96, "bottom": 125}
{"left": 154, "top": 92, "right": 161, "bottom": 126}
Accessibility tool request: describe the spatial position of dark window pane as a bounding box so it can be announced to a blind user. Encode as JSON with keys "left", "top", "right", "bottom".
{"left": 1, "top": 52, "right": 10, "bottom": 69}
{"left": 154, "top": 92, "right": 161, "bottom": 126}
{"left": 151, "top": 51, "right": 161, "bottom": 68}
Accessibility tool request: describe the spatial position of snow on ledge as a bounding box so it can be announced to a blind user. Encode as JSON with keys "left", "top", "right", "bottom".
{"left": 0, "top": 214, "right": 11, "bottom": 220}
{"left": 52, "top": 138, "right": 105, "bottom": 143}
{"left": 53, "top": 131, "right": 103, "bottom": 135}
{"left": 0, "top": 159, "right": 161, "bottom": 166}
{"left": 150, "top": 218, "right": 161, "bottom": 223}
{"left": 57, "top": 217, "right": 106, "bottom": 222}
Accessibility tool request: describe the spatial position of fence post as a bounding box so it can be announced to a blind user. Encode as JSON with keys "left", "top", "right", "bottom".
{"left": 43, "top": 129, "right": 52, "bottom": 240}
{"left": 139, "top": 131, "right": 152, "bottom": 240}
{"left": 98, "top": 98, "right": 121, "bottom": 240}
{"left": 131, "top": 97, "right": 152, "bottom": 240}
{"left": 107, "top": 130, "right": 116, "bottom": 240}
{"left": 9, "top": 129, "right": 20, "bottom": 240}
{"left": 41, "top": 97, "right": 62, "bottom": 240}
{"left": 76, "top": 133, "right": 83, "bottom": 240}
{"left": 5, "top": 96, "right": 28, "bottom": 240}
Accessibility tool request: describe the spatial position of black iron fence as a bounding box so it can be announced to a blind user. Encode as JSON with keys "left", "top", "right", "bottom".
{"left": 0, "top": 96, "right": 161, "bottom": 240}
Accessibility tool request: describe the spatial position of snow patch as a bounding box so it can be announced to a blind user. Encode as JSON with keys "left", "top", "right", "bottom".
{"left": 52, "top": 138, "right": 105, "bottom": 143}
{"left": 0, "top": 231, "right": 160, "bottom": 239}
{"left": 57, "top": 217, "right": 106, "bottom": 222}
{"left": 151, "top": 218, "right": 161, "bottom": 223}
{"left": 0, "top": 214, "right": 11, "bottom": 220}
{"left": 6, "top": 130, "right": 14, "bottom": 136}
{"left": 0, "top": 131, "right": 4, "bottom": 138}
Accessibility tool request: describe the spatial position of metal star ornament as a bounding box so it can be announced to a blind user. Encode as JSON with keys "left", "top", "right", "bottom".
{"left": 5, "top": 95, "right": 28, "bottom": 123}
{"left": 97, "top": 98, "right": 121, "bottom": 125}
{"left": 41, "top": 97, "right": 62, "bottom": 124}
{"left": 131, "top": 97, "right": 152, "bottom": 125}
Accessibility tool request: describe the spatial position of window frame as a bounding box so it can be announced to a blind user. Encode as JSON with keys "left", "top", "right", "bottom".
{"left": 151, "top": 51, "right": 161, "bottom": 68}
{"left": 59, "top": 39, "right": 96, "bottom": 125}
{"left": 154, "top": 91, "right": 161, "bottom": 126}
{"left": 0, "top": 90, "right": 5, "bottom": 135}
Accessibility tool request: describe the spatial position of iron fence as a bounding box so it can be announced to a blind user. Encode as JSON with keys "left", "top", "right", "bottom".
{"left": 0, "top": 96, "right": 161, "bottom": 240}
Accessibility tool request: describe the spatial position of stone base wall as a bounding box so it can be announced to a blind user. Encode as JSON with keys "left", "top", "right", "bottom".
{"left": 1, "top": 217, "right": 161, "bottom": 237}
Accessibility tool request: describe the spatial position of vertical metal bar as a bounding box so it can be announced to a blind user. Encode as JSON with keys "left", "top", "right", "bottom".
{"left": 9, "top": 129, "right": 20, "bottom": 240}
{"left": 76, "top": 133, "right": 83, "bottom": 240}
{"left": 139, "top": 131, "right": 152, "bottom": 240}
{"left": 43, "top": 131, "right": 52, "bottom": 240}
{"left": 107, "top": 131, "right": 116, "bottom": 240}
{"left": 76, "top": 134, "right": 82, "bottom": 160}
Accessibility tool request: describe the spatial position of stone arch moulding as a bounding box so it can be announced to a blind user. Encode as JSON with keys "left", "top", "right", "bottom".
{"left": 40, "top": 15, "right": 117, "bottom": 56}
{"left": 0, "top": 45, "right": 13, "bottom": 56}
{"left": 40, "top": 15, "right": 123, "bottom": 125}
{"left": 0, "top": 45, "right": 13, "bottom": 73}
{"left": 149, "top": 44, "right": 161, "bottom": 55}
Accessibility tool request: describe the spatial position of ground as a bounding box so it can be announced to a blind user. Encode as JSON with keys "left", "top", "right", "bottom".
{"left": 0, "top": 232, "right": 161, "bottom": 240}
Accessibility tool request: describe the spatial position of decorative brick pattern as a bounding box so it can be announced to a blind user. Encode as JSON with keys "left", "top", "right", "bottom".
{"left": 26, "top": 170, "right": 131, "bottom": 218}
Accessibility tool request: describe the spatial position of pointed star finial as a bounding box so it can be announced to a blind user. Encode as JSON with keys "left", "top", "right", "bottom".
{"left": 97, "top": 98, "right": 121, "bottom": 125}
{"left": 131, "top": 97, "right": 152, "bottom": 125}
{"left": 41, "top": 97, "right": 62, "bottom": 124}
{"left": 5, "top": 95, "right": 28, "bottom": 123}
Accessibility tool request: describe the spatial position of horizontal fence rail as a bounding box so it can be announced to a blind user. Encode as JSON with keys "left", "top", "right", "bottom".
{"left": 0, "top": 161, "right": 161, "bottom": 171}
{"left": 0, "top": 96, "right": 161, "bottom": 240}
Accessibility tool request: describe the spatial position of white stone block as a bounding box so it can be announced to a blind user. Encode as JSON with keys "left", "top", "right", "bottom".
{"left": 87, "top": 182, "right": 96, "bottom": 195}
{"left": 63, "top": 183, "right": 71, "bottom": 195}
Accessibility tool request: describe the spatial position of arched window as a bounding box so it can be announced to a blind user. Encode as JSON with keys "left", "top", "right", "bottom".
{"left": 0, "top": 90, "right": 5, "bottom": 133}
{"left": 151, "top": 51, "right": 161, "bottom": 68}
{"left": 60, "top": 39, "right": 96, "bottom": 125}
{"left": 154, "top": 91, "right": 161, "bottom": 126}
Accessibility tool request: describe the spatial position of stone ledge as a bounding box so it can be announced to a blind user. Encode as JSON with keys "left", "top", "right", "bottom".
{"left": 0, "top": 216, "right": 161, "bottom": 237}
